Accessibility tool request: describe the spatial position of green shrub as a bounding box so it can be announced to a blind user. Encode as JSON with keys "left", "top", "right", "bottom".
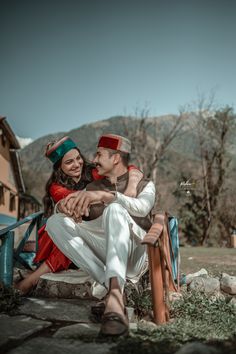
{"left": 0, "top": 282, "right": 22, "bottom": 313}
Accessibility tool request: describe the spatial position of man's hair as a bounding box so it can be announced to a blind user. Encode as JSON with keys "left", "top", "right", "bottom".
{"left": 108, "top": 149, "right": 130, "bottom": 167}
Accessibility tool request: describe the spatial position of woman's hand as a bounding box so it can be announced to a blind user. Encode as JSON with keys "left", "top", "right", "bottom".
{"left": 58, "top": 190, "right": 115, "bottom": 219}
{"left": 124, "top": 168, "right": 143, "bottom": 197}
{"left": 57, "top": 191, "right": 82, "bottom": 215}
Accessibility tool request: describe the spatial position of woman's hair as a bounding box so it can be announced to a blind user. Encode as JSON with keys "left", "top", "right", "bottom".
{"left": 43, "top": 147, "right": 94, "bottom": 217}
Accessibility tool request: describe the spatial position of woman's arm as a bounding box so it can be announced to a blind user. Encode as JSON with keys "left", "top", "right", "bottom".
{"left": 125, "top": 165, "right": 143, "bottom": 197}
{"left": 49, "top": 183, "right": 75, "bottom": 203}
{"left": 92, "top": 165, "right": 144, "bottom": 197}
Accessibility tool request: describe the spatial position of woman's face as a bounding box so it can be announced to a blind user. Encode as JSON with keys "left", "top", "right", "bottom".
{"left": 60, "top": 149, "right": 84, "bottom": 180}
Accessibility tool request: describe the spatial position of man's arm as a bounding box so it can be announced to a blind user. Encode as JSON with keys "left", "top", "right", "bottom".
{"left": 112, "top": 181, "right": 156, "bottom": 217}
{"left": 56, "top": 181, "right": 155, "bottom": 219}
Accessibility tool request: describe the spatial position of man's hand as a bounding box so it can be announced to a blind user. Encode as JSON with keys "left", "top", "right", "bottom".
{"left": 72, "top": 190, "right": 115, "bottom": 218}
{"left": 57, "top": 191, "right": 81, "bottom": 216}
{"left": 57, "top": 190, "right": 115, "bottom": 219}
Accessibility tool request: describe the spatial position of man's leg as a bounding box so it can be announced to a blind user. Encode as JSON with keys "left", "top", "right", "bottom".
{"left": 102, "top": 203, "right": 146, "bottom": 321}
{"left": 46, "top": 213, "right": 107, "bottom": 286}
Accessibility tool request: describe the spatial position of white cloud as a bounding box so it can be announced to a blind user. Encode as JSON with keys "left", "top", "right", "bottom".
{"left": 16, "top": 136, "right": 33, "bottom": 148}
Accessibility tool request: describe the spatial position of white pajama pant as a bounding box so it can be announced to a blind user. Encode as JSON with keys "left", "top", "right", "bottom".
{"left": 46, "top": 202, "right": 147, "bottom": 291}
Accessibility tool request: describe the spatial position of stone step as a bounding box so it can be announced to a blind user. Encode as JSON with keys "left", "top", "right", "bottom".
{"left": 14, "top": 268, "right": 107, "bottom": 299}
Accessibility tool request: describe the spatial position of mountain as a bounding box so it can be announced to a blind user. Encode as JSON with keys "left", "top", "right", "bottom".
{"left": 19, "top": 114, "right": 236, "bottom": 214}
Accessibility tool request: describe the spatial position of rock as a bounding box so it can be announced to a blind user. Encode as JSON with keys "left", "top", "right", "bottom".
{"left": 185, "top": 268, "right": 208, "bottom": 285}
{"left": 126, "top": 306, "right": 136, "bottom": 322}
{"left": 175, "top": 342, "right": 220, "bottom": 354}
{"left": 129, "top": 322, "right": 138, "bottom": 331}
{"left": 169, "top": 291, "right": 183, "bottom": 302}
{"left": 138, "top": 319, "right": 158, "bottom": 332}
{"left": 229, "top": 296, "right": 236, "bottom": 307}
{"left": 0, "top": 314, "right": 51, "bottom": 347}
{"left": 189, "top": 277, "right": 220, "bottom": 295}
{"left": 220, "top": 273, "right": 236, "bottom": 295}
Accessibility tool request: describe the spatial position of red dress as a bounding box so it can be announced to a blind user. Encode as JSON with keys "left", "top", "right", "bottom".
{"left": 34, "top": 165, "right": 137, "bottom": 272}
{"left": 34, "top": 183, "right": 76, "bottom": 271}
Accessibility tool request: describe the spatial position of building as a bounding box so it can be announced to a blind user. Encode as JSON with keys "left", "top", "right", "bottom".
{"left": 0, "top": 116, "right": 40, "bottom": 227}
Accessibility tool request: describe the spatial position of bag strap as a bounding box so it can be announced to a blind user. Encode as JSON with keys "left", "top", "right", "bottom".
{"left": 142, "top": 212, "right": 179, "bottom": 292}
{"left": 141, "top": 213, "right": 166, "bottom": 247}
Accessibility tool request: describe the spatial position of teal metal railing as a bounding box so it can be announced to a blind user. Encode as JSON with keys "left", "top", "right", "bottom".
{"left": 0, "top": 211, "right": 44, "bottom": 287}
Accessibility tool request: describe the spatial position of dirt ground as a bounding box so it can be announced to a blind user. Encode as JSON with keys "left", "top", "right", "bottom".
{"left": 180, "top": 246, "right": 236, "bottom": 277}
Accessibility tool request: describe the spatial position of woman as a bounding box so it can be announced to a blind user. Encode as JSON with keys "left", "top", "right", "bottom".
{"left": 15, "top": 136, "right": 143, "bottom": 294}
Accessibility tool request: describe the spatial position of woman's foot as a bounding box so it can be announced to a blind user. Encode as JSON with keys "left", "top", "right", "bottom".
{"left": 14, "top": 261, "right": 51, "bottom": 296}
{"left": 14, "top": 277, "right": 38, "bottom": 295}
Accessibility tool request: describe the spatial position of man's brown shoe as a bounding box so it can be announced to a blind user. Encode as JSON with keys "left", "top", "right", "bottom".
{"left": 99, "top": 311, "right": 129, "bottom": 337}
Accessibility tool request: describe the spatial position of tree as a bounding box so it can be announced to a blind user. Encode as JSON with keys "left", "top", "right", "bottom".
{"left": 178, "top": 105, "right": 236, "bottom": 245}
{"left": 123, "top": 107, "right": 186, "bottom": 186}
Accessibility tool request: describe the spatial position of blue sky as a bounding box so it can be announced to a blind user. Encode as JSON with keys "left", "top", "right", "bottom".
{"left": 0, "top": 0, "right": 235, "bottom": 139}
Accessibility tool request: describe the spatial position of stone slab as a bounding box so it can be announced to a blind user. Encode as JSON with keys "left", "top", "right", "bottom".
{"left": 54, "top": 322, "right": 138, "bottom": 339}
{"left": 0, "top": 314, "right": 51, "bottom": 347}
{"left": 54, "top": 322, "right": 100, "bottom": 338}
{"left": 17, "top": 297, "right": 92, "bottom": 322}
{"left": 7, "top": 337, "right": 115, "bottom": 354}
{"left": 175, "top": 341, "right": 220, "bottom": 354}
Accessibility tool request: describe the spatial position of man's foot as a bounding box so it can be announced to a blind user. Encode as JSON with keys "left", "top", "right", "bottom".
{"left": 100, "top": 310, "right": 129, "bottom": 337}
{"left": 99, "top": 289, "right": 129, "bottom": 336}
{"left": 104, "top": 289, "right": 124, "bottom": 315}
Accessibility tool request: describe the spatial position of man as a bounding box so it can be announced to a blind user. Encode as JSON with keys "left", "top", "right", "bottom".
{"left": 46, "top": 133, "right": 156, "bottom": 336}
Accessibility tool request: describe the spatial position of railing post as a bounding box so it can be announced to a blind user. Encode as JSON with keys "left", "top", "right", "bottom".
{"left": 0, "top": 231, "right": 14, "bottom": 287}
{"left": 148, "top": 245, "right": 169, "bottom": 324}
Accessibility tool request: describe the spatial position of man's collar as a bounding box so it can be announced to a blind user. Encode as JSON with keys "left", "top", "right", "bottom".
{"left": 117, "top": 171, "right": 129, "bottom": 181}
{"left": 104, "top": 171, "right": 129, "bottom": 183}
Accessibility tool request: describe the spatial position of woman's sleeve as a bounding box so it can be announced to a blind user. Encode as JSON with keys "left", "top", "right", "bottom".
{"left": 91, "top": 168, "right": 104, "bottom": 180}
{"left": 49, "top": 183, "right": 75, "bottom": 203}
{"left": 128, "top": 164, "right": 141, "bottom": 171}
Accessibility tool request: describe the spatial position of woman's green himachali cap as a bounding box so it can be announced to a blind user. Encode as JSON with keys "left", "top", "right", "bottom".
{"left": 45, "top": 136, "right": 77, "bottom": 164}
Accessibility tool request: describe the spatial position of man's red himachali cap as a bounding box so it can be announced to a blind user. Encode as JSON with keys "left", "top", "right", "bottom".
{"left": 97, "top": 134, "right": 131, "bottom": 154}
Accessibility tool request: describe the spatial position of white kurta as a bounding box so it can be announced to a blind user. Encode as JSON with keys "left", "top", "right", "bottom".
{"left": 46, "top": 181, "right": 156, "bottom": 292}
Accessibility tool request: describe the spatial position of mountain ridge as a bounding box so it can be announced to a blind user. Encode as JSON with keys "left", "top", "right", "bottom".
{"left": 19, "top": 114, "right": 236, "bottom": 215}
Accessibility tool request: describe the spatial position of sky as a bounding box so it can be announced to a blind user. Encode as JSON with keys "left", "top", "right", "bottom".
{"left": 0, "top": 0, "right": 236, "bottom": 140}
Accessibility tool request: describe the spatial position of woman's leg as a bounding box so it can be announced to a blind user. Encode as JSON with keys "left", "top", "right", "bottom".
{"left": 46, "top": 244, "right": 72, "bottom": 272}
{"left": 15, "top": 262, "right": 51, "bottom": 295}
{"left": 34, "top": 230, "right": 54, "bottom": 263}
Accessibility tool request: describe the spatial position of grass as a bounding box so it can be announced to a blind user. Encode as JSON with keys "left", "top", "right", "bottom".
{"left": 119, "top": 246, "right": 236, "bottom": 354}
{"left": 180, "top": 246, "right": 236, "bottom": 277}
{"left": 0, "top": 282, "right": 22, "bottom": 313}
{"left": 117, "top": 289, "right": 236, "bottom": 354}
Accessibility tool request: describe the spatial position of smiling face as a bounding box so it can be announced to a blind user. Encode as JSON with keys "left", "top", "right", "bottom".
{"left": 60, "top": 148, "right": 84, "bottom": 181}
{"left": 93, "top": 147, "right": 117, "bottom": 176}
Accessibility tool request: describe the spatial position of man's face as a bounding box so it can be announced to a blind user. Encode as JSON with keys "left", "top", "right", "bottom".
{"left": 93, "top": 147, "right": 117, "bottom": 176}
